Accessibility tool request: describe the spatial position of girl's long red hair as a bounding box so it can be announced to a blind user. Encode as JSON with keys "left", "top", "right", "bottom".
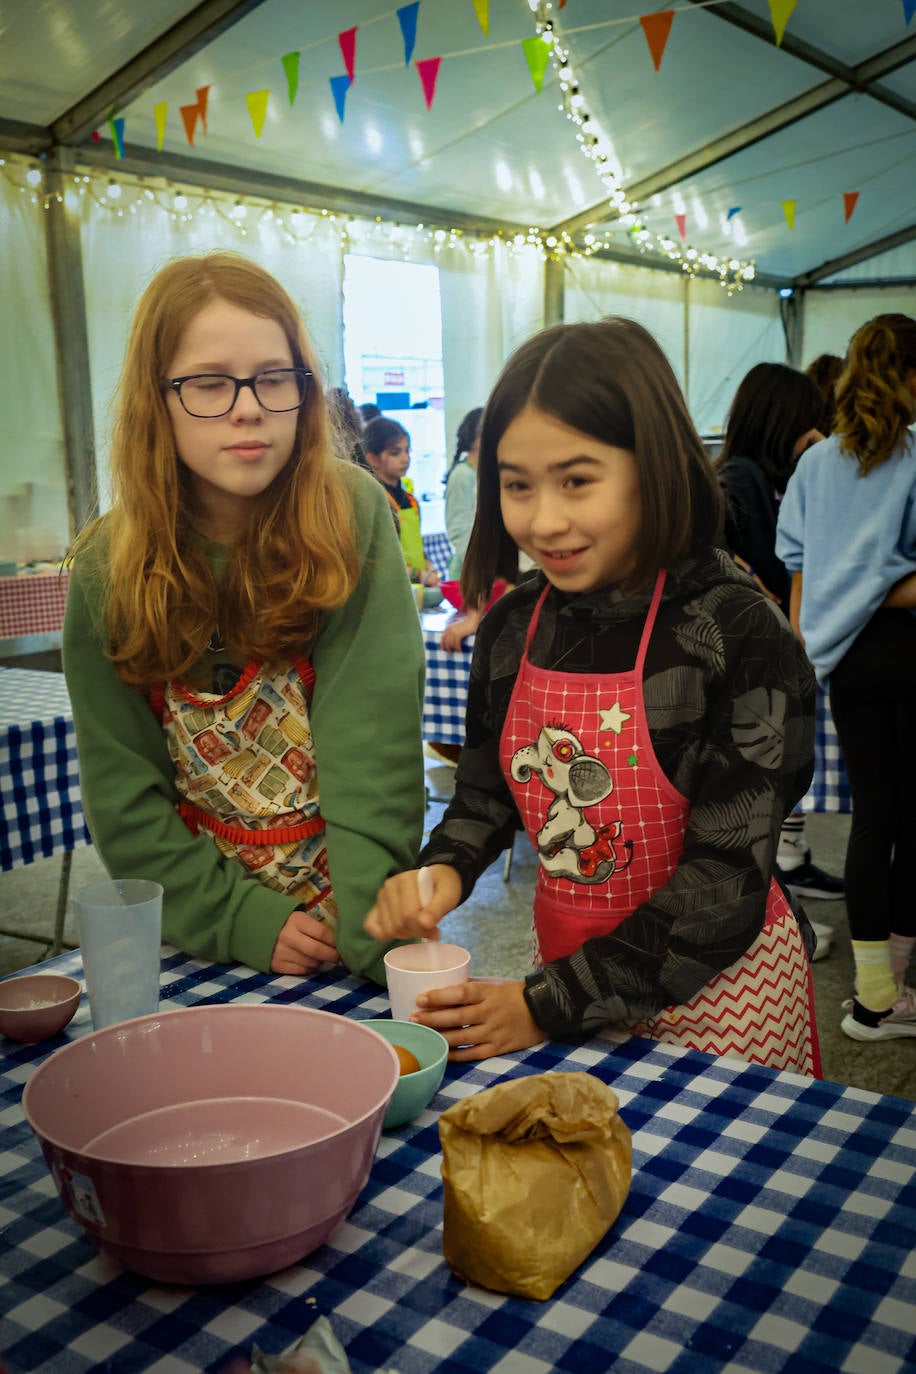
{"left": 72, "top": 253, "right": 359, "bottom": 687}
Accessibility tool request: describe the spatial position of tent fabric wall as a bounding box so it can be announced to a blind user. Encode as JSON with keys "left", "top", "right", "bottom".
{"left": 0, "top": 176, "right": 69, "bottom": 561}
{"left": 803, "top": 286, "right": 916, "bottom": 369}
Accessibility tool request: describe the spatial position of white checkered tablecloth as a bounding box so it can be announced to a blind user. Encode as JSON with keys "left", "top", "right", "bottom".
{"left": 801, "top": 684, "right": 852, "bottom": 814}
{"left": 0, "top": 668, "right": 91, "bottom": 870}
{"left": 2, "top": 950, "right": 915, "bottom": 1374}
{"left": 422, "top": 531, "right": 454, "bottom": 579}
{"left": 0, "top": 570, "right": 69, "bottom": 640}
{"left": 421, "top": 610, "right": 472, "bottom": 746}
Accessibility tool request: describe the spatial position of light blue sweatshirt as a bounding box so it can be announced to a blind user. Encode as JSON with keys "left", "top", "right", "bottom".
{"left": 776, "top": 432, "right": 916, "bottom": 683}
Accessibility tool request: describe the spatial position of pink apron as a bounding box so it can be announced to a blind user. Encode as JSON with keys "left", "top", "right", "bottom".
{"left": 498, "top": 573, "right": 820, "bottom": 1076}
{"left": 150, "top": 654, "right": 336, "bottom": 924}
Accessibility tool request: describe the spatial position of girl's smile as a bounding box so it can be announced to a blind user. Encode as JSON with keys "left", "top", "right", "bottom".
{"left": 497, "top": 405, "right": 642, "bottom": 594}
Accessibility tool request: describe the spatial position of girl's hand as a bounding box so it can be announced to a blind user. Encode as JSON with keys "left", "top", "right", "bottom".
{"left": 440, "top": 605, "right": 482, "bottom": 652}
{"left": 271, "top": 909, "right": 340, "bottom": 975}
{"left": 412, "top": 978, "right": 544, "bottom": 1061}
{"left": 364, "top": 864, "right": 462, "bottom": 941}
{"left": 423, "top": 568, "right": 441, "bottom": 587}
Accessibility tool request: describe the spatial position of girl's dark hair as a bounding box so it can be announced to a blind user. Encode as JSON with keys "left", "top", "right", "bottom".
{"left": 453, "top": 407, "right": 483, "bottom": 463}
{"left": 462, "top": 318, "right": 724, "bottom": 608}
{"left": 363, "top": 416, "right": 409, "bottom": 456}
{"left": 835, "top": 313, "right": 916, "bottom": 474}
{"left": 804, "top": 353, "right": 843, "bottom": 434}
{"left": 717, "top": 362, "right": 824, "bottom": 492}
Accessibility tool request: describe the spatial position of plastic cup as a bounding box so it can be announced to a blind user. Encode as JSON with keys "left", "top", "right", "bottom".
{"left": 73, "top": 879, "right": 163, "bottom": 1030}
{"left": 383, "top": 943, "right": 470, "bottom": 1021}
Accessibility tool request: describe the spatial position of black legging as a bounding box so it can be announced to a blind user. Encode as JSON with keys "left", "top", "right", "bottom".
{"left": 828, "top": 609, "right": 916, "bottom": 941}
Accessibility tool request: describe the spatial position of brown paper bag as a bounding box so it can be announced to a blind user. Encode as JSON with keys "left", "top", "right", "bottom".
{"left": 438, "top": 1071, "right": 632, "bottom": 1300}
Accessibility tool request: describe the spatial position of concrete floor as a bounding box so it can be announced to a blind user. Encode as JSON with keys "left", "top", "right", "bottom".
{"left": 2, "top": 759, "right": 914, "bottom": 1104}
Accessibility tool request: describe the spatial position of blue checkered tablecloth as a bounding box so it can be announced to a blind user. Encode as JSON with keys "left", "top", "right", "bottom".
{"left": 0, "top": 668, "right": 91, "bottom": 871}
{"left": 421, "top": 609, "right": 472, "bottom": 746}
{"left": 801, "top": 684, "right": 852, "bottom": 814}
{"left": 422, "top": 531, "right": 454, "bottom": 579}
{"left": 1, "top": 950, "right": 914, "bottom": 1374}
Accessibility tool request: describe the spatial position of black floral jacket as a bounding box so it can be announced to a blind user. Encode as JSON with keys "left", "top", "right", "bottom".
{"left": 419, "top": 549, "right": 816, "bottom": 1041}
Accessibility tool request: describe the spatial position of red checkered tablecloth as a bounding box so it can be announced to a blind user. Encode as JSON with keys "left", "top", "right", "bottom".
{"left": 0, "top": 570, "right": 69, "bottom": 639}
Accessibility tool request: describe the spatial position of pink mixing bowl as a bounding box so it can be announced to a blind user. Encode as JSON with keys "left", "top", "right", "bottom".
{"left": 22, "top": 1004, "right": 399, "bottom": 1284}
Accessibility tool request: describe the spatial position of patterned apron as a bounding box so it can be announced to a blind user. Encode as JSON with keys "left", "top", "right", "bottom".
{"left": 498, "top": 573, "right": 820, "bottom": 1076}
{"left": 150, "top": 653, "right": 336, "bottom": 923}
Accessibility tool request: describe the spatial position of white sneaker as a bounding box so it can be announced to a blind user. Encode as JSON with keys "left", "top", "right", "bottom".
{"left": 810, "top": 920, "right": 833, "bottom": 962}
{"left": 841, "top": 983, "right": 916, "bottom": 1041}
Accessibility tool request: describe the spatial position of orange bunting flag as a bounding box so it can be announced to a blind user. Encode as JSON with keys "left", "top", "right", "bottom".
{"left": 768, "top": 0, "right": 796, "bottom": 45}
{"left": 471, "top": 0, "right": 489, "bottom": 33}
{"left": 180, "top": 103, "right": 200, "bottom": 147}
{"left": 195, "top": 84, "right": 210, "bottom": 134}
{"left": 282, "top": 52, "right": 300, "bottom": 105}
{"left": 416, "top": 56, "right": 441, "bottom": 109}
{"left": 782, "top": 199, "right": 797, "bottom": 230}
{"left": 522, "top": 35, "right": 552, "bottom": 92}
{"left": 339, "top": 27, "right": 357, "bottom": 82}
{"left": 675, "top": 213, "right": 687, "bottom": 239}
{"left": 843, "top": 191, "right": 859, "bottom": 223}
{"left": 246, "top": 90, "right": 270, "bottom": 139}
{"left": 640, "top": 11, "right": 674, "bottom": 71}
{"left": 153, "top": 101, "right": 167, "bottom": 151}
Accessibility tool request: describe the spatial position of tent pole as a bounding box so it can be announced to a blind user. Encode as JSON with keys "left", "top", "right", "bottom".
{"left": 44, "top": 146, "right": 98, "bottom": 539}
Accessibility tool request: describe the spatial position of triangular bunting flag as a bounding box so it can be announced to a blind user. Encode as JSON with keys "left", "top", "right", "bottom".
{"left": 727, "top": 206, "right": 742, "bottom": 220}
{"left": 196, "top": 84, "right": 210, "bottom": 134}
{"left": 904, "top": 0, "right": 916, "bottom": 21}
{"left": 180, "top": 103, "right": 200, "bottom": 147}
{"left": 397, "top": 3, "right": 420, "bottom": 64}
{"left": 246, "top": 90, "right": 270, "bottom": 139}
{"left": 339, "top": 27, "right": 357, "bottom": 82}
{"left": 153, "top": 101, "right": 167, "bottom": 151}
{"left": 415, "top": 56, "right": 441, "bottom": 109}
{"left": 675, "top": 213, "right": 687, "bottom": 239}
{"left": 782, "top": 199, "right": 797, "bottom": 230}
{"left": 108, "top": 116, "right": 125, "bottom": 159}
{"left": 768, "top": 0, "right": 796, "bottom": 45}
{"left": 521, "top": 35, "right": 551, "bottom": 92}
{"left": 843, "top": 191, "right": 859, "bottom": 223}
{"left": 640, "top": 11, "right": 674, "bottom": 71}
{"left": 329, "top": 73, "right": 351, "bottom": 123}
{"left": 91, "top": 129, "right": 101, "bottom": 141}
{"left": 471, "top": 0, "right": 488, "bottom": 34}
{"left": 282, "top": 52, "right": 300, "bottom": 105}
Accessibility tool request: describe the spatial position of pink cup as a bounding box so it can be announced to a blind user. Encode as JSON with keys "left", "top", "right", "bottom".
{"left": 383, "top": 943, "right": 470, "bottom": 1021}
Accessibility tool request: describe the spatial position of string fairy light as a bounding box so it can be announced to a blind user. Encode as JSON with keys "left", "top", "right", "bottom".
{"left": 531, "top": 0, "right": 756, "bottom": 291}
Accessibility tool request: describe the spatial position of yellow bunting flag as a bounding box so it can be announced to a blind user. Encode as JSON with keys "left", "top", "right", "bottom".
{"left": 640, "top": 11, "right": 675, "bottom": 71}
{"left": 282, "top": 52, "right": 300, "bottom": 105}
{"left": 782, "top": 199, "right": 797, "bottom": 230}
{"left": 522, "top": 35, "right": 551, "bottom": 93}
{"left": 471, "top": 0, "right": 488, "bottom": 33}
{"left": 246, "top": 90, "right": 270, "bottom": 139}
{"left": 768, "top": 0, "right": 797, "bottom": 45}
{"left": 153, "top": 101, "right": 167, "bottom": 151}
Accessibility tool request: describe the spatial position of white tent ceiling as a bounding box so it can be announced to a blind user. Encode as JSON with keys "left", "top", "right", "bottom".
{"left": 2, "top": 0, "right": 915, "bottom": 290}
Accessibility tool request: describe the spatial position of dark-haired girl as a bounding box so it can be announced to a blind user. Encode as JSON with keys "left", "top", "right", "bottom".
{"left": 367, "top": 318, "right": 820, "bottom": 1075}
{"left": 778, "top": 313, "right": 916, "bottom": 1042}
{"left": 363, "top": 416, "right": 441, "bottom": 603}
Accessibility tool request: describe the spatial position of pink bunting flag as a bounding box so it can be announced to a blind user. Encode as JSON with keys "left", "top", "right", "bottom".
{"left": 339, "top": 27, "right": 357, "bottom": 82}
{"left": 416, "top": 56, "right": 441, "bottom": 110}
{"left": 640, "top": 11, "right": 674, "bottom": 71}
{"left": 180, "top": 103, "right": 200, "bottom": 147}
{"left": 843, "top": 191, "right": 859, "bottom": 223}
{"left": 675, "top": 213, "right": 687, "bottom": 239}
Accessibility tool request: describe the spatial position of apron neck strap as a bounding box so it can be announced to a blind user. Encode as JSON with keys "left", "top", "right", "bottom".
{"left": 524, "top": 570, "right": 668, "bottom": 670}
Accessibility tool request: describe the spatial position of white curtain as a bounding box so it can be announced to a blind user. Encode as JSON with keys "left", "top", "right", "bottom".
{"left": 565, "top": 256, "right": 687, "bottom": 387}
{"left": 804, "top": 286, "right": 916, "bottom": 368}
{"left": 686, "top": 276, "right": 784, "bottom": 434}
{"left": 0, "top": 175, "right": 68, "bottom": 561}
{"left": 79, "top": 196, "right": 345, "bottom": 508}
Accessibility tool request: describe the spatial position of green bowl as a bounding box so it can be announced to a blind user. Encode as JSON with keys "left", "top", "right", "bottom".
{"left": 361, "top": 1019, "right": 448, "bottom": 1129}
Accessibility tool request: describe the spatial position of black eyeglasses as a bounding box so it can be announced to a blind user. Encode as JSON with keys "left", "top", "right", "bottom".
{"left": 164, "top": 369, "right": 313, "bottom": 418}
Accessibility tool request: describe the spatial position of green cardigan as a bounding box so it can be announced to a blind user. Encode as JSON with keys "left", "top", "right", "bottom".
{"left": 63, "top": 465, "right": 426, "bottom": 985}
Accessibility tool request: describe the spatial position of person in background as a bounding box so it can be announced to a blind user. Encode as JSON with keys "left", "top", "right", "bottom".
{"left": 363, "top": 416, "right": 442, "bottom": 605}
{"left": 64, "top": 252, "right": 425, "bottom": 986}
{"left": 328, "top": 386, "right": 368, "bottom": 469}
{"left": 367, "top": 318, "right": 820, "bottom": 1076}
{"left": 358, "top": 401, "right": 381, "bottom": 425}
{"left": 716, "top": 362, "right": 843, "bottom": 959}
{"left": 778, "top": 312, "right": 916, "bottom": 1042}
{"left": 805, "top": 353, "right": 844, "bottom": 435}
{"left": 445, "top": 407, "right": 483, "bottom": 579}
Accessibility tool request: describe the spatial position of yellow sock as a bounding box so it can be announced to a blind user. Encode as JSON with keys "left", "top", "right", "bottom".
{"left": 851, "top": 940, "right": 897, "bottom": 1011}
